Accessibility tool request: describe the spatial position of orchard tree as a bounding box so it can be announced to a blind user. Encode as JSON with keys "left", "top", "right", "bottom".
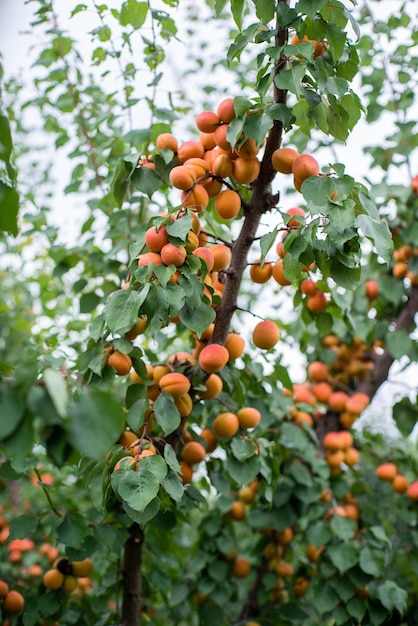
{"left": 1, "top": 1, "right": 418, "bottom": 625}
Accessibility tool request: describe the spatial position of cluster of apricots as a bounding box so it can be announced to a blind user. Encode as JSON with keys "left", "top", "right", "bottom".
{"left": 323, "top": 431, "right": 359, "bottom": 476}
{"left": 43, "top": 557, "right": 93, "bottom": 594}
{"left": 0, "top": 581, "right": 24, "bottom": 617}
{"left": 375, "top": 462, "right": 418, "bottom": 500}
{"left": 391, "top": 242, "right": 418, "bottom": 284}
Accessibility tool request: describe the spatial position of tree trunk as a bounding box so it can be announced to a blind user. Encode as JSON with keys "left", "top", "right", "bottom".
{"left": 121, "top": 522, "right": 144, "bottom": 626}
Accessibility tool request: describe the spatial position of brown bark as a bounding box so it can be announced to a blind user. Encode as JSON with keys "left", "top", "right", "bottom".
{"left": 211, "top": 9, "right": 289, "bottom": 347}
{"left": 121, "top": 523, "right": 144, "bottom": 626}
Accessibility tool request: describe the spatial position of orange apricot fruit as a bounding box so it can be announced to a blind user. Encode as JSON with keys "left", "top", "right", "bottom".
{"left": 195, "top": 110, "right": 221, "bottom": 134}
{"left": 3, "top": 590, "right": 25, "bottom": 615}
{"left": 169, "top": 165, "right": 196, "bottom": 190}
{"left": 181, "top": 185, "right": 210, "bottom": 211}
{"left": 178, "top": 460, "right": 193, "bottom": 485}
{"left": 249, "top": 260, "right": 272, "bottom": 283}
{"left": 392, "top": 474, "right": 409, "bottom": 494}
{"left": 213, "top": 412, "right": 240, "bottom": 438}
{"left": 406, "top": 481, "right": 418, "bottom": 500}
{"left": 376, "top": 463, "right": 398, "bottom": 482}
{"left": 107, "top": 351, "right": 132, "bottom": 376}
{"left": 214, "top": 189, "right": 241, "bottom": 219}
{"left": 199, "top": 344, "right": 229, "bottom": 373}
{"left": 229, "top": 501, "right": 246, "bottom": 521}
{"left": 200, "top": 428, "right": 218, "bottom": 453}
{"left": 159, "top": 372, "right": 191, "bottom": 398}
{"left": 217, "top": 98, "right": 235, "bottom": 123}
{"left": 43, "top": 568, "right": 65, "bottom": 590}
{"left": 232, "top": 156, "right": 260, "bottom": 184}
{"left": 160, "top": 243, "right": 187, "bottom": 266}
{"left": 156, "top": 133, "right": 178, "bottom": 152}
{"left": 177, "top": 140, "right": 204, "bottom": 163}
{"left": 225, "top": 332, "right": 246, "bottom": 361}
{"left": 209, "top": 243, "right": 232, "bottom": 271}
{"left": 181, "top": 441, "right": 206, "bottom": 465}
{"left": 237, "top": 407, "right": 261, "bottom": 429}
{"left": 71, "top": 558, "right": 93, "bottom": 578}
{"left": 0, "top": 580, "right": 9, "bottom": 598}
{"left": 198, "top": 373, "right": 223, "bottom": 400}
{"left": 292, "top": 153, "right": 320, "bottom": 182}
{"left": 252, "top": 320, "right": 280, "bottom": 349}
{"left": 272, "top": 146, "right": 299, "bottom": 174}
{"left": 272, "top": 259, "right": 292, "bottom": 286}
{"left": 306, "top": 291, "right": 328, "bottom": 312}
{"left": 145, "top": 225, "right": 169, "bottom": 252}
{"left": 232, "top": 556, "right": 251, "bottom": 578}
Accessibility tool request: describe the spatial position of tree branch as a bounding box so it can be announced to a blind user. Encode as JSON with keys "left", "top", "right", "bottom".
{"left": 211, "top": 6, "right": 289, "bottom": 346}
{"left": 121, "top": 522, "right": 144, "bottom": 626}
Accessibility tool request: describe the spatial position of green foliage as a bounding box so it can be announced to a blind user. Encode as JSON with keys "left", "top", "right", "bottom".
{"left": 0, "top": 0, "right": 418, "bottom": 625}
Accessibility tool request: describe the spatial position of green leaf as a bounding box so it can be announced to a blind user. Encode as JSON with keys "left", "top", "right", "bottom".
{"left": 104, "top": 286, "right": 150, "bottom": 334}
{"left": 123, "top": 496, "right": 160, "bottom": 526}
{"left": 0, "top": 181, "right": 19, "bottom": 236}
{"left": 179, "top": 300, "right": 216, "bottom": 337}
{"left": 57, "top": 513, "right": 88, "bottom": 548}
{"left": 259, "top": 226, "right": 279, "bottom": 263}
{"left": 0, "top": 114, "right": 13, "bottom": 163}
{"left": 116, "top": 456, "right": 167, "bottom": 513}
{"left": 226, "top": 455, "right": 261, "bottom": 485}
{"left": 346, "top": 598, "right": 367, "bottom": 620}
{"left": 166, "top": 213, "right": 193, "bottom": 240}
{"left": 231, "top": 437, "right": 257, "bottom": 461}
{"left": 327, "top": 541, "right": 360, "bottom": 573}
{"left": 329, "top": 259, "right": 361, "bottom": 289}
{"left": 8, "top": 514, "right": 38, "bottom": 539}
{"left": 302, "top": 176, "right": 335, "bottom": 207}
{"left": 120, "top": 0, "right": 148, "bottom": 28}
{"left": 131, "top": 166, "right": 161, "bottom": 198}
{"left": 164, "top": 443, "right": 182, "bottom": 472}
{"left": 231, "top": 0, "right": 244, "bottom": 29}
{"left": 393, "top": 397, "right": 418, "bottom": 438}
{"left": 385, "top": 329, "right": 414, "bottom": 360}
{"left": 376, "top": 581, "right": 407, "bottom": 614}
{"left": 275, "top": 64, "right": 306, "bottom": 98}
{"left": 330, "top": 515, "right": 356, "bottom": 540}
{"left": 0, "top": 381, "right": 25, "bottom": 439}
{"left": 43, "top": 368, "right": 68, "bottom": 418}
{"left": 153, "top": 393, "right": 181, "bottom": 435}
{"left": 309, "top": 577, "right": 340, "bottom": 612}
{"left": 359, "top": 546, "right": 387, "bottom": 577}
{"left": 325, "top": 22, "right": 347, "bottom": 62}
{"left": 355, "top": 214, "right": 393, "bottom": 264}
{"left": 243, "top": 113, "right": 273, "bottom": 147}
{"left": 68, "top": 389, "right": 126, "bottom": 460}
{"left": 295, "top": 0, "right": 327, "bottom": 18}
{"left": 255, "top": 0, "right": 276, "bottom": 23}
{"left": 164, "top": 471, "right": 184, "bottom": 501}
{"left": 265, "top": 103, "right": 295, "bottom": 130}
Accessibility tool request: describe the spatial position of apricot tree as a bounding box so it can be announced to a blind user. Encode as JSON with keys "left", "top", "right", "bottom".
{"left": 1, "top": 1, "right": 418, "bottom": 625}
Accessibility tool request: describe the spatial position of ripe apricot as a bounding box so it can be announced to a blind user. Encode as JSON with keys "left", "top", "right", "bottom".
{"left": 209, "top": 243, "right": 232, "bottom": 271}
{"left": 307, "top": 361, "right": 328, "bottom": 383}
{"left": 125, "top": 316, "right": 147, "bottom": 340}
{"left": 213, "top": 153, "right": 234, "bottom": 178}
{"left": 323, "top": 431, "right": 344, "bottom": 452}
{"left": 169, "top": 165, "right": 196, "bottom": 190}
{"left": 307, "top": 291, "right": 328, "bottom": 312}
{"left": 276, "top": 560, "right": 294, "bottom": 577}
{"left": 225, "top": 333, "right": 245, "bottom": 361}
{"left": 107, "top": 351, "right": 132, "bottom": 376}
{"left": 229, "top": 501, "right": 246, "bottom": 521}
{"left": 312, "top": 382, "right": 332, "bottom": 403}
{"left": 181, "top": 185, "right": 209, "bottom": 211}
{"left": 199, "top": 343, "right": 229, "bottom": 373}
{"left": 217, "top": 98, "right": 235, "bottom": 123}
{"left": 145, "top": 225, "right": 169, "bottom": 252}
{"left": 159, "top": 372, "right": 191, "bottom": 398}
{"left": 43, "top": 568, "right": 65, "bottom": 590}
{"left": 294, "top": 576, "right": 309, "bottom": 597}
{"left": 198, "top": 373, "right": 223, "bottom": 399}
{"left": 214, "top": 189, "right": 241, "bottom": 219}
{"left": 237, "top": 407, "right": 261, "bottom": 429}
{"left": 71, "top": 558, "right": 93, "bottom": 578}
{"left": 177, "top": 140, "right": 204, "bottom": 163}
{"left": 328, "top": 391, "right": 349, "bottom": 413}
{"left": 292, "top": 153, "right": 320, "bottom": 182}
{"left": 392, "top": 474, "right": 409, "bottom": 494}
{"left": 376, "top": 463, "right": 398, "bottom": 482}
{"left": 252, "top": 320, "right": 280, "bottom": 350}
{"left": 160, "top": 243, "right": 187, "bottom": 266}
{"left": 365, "top": 279, "right": 378, "bottom": 299}
{"left": 113, "top": 456, "right": 137, "bottom": 472}
{"left": 300, "top": 278, "right": 318, "bottom": 296}
{"left": 200, "top": 131, "right": 217, "bottom": 150}
{"left": 232, "top": 156, "right": 260, "bottom": 184}
{"left": 178, "top": 460, "right": 193, "bottom": 485}
{"left": 118, "top": 430, "right": 139, "bottom": 448}
{"left": 214, "top": 124, "right": 232, "bottom": 151}
{"left": 238, "top": 485, "right": 256, "bottom": 504}
{"left": 174, "top": 393, "right": 193, "bottom": 417}
{"left": 196, "top": 110, "right": 221, "bottom": 133}
{"left": 63, "top": 575, "right": 78, "bottom": 593}
{"left": 3, "top": 590, "right": 25, "bottom": 615}
{"left": 156, "top": 133, "right": 178, "bottom": 152}
{"left": 181, "top": 441, "right": 206, "bottom": 465}
{"left": 286, "top": 206, "right": 305, "bottom": 228}
{"left": 213, "top": 412, "right": 239, "bottom": 438}
{"left": 236, "top": 137, "right": 259, "bottom": 160}
{"left": 249, "top": 260, "right": 272, "bottom": 283}
{"left": 0, "top": 580, "right": 9, "bottom": 598}
{"left": 406, "top": 481, "right": 418, "bottom": 500}
{"left": 272, "top": 146, "right": 299, "bottom": 174}
{"left": 272, "top": 259, "right": 292, "bottom": 286}
{"left": 137, "top": 251, "right": 162, "bottom": 267}
{"left": 193, "top": 247, "right": 215, "bottom": 272}
{"left": 200, "top": 428, "right": 218, "bottom": 453}
{"left": 232, "top": 556, "right": 251, "bottom": 578}
{"left": 345, "top": 392, "right": 370, "bottom": 415}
